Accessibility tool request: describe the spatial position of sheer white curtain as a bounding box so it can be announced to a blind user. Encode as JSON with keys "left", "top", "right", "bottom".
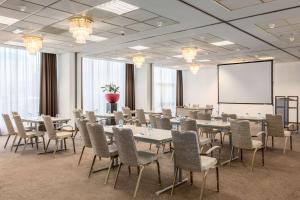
{"left": 0, "top": 46, "right": 41, "bottom": 132}
{"left": 82, "top": 57, "right": 125, "bottom": 113}
{"left": 152, "top": 66, "right": 177, "bottom": 113}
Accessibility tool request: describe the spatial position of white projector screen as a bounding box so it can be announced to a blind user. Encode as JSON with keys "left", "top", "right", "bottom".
{"left": 218, "top": 61, "right": 273, "bottom": 104}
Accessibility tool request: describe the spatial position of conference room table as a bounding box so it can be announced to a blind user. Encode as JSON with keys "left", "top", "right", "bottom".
{"left": 22, "top": 116, "right": 71, "bottom": 131}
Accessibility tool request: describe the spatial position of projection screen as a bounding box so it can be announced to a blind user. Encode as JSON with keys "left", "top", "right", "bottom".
{"left": 218, "top": 60, "right": 273, "bottom": 104}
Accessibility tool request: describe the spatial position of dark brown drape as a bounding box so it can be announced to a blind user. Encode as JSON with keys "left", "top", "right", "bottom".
{"left": 125, "top": 63, "right": 135, "bottom": 110}
{"left": 176, "top": 70, "right": 183, "bottom": 107}
{"left": 39, "top": 53, "right": 58, "bottom": 116}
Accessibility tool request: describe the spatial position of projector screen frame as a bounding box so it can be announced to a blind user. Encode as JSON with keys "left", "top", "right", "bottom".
{"left": 217, "top": 60, "right": 274, "bottom": 105}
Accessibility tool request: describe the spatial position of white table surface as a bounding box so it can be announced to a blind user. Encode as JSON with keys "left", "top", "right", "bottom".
{"left": 170, "top": 118, "right": 230, "bottom": 129}
{"left": 22, "top": 116, "right": 70, "bottom": 123}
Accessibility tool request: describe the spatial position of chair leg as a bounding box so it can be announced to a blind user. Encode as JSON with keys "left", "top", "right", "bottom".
{"left": 229, "top": 146, "right": 234, "bottom": 167}
{"left": 104, "top": 158, "right": 114, "bottom": 184}
{"left": 156, "top": 160, "right": 161, "bottom": 185}
{"left": 128, "top": 166, "right": 131, "bottom": 174}
{"left": 251, "top": 148, "right": 258, "bottom": 172}
{"left": 200, "top": 170, "right": 209, "bottom": 200}
{"left": 149, "top": 143, "right": 152, "bottom": 150}
{"left": 42, "top": 136, "right": 46, "bottom": 150}
{"left": 88, "top": 155, "right": 97, "bottom": 178}
{"left": 216, "top": 167, "right": 219, "bottom": 192}
{"left": 133, "top": 165, "right": 144, "bottom": 198}
{"left": 290, "top": 136, "right": 293, "bottom": 150}
{"left": 190, "top": 171, "right": 193, "bottom": 185}
{"left": 113, "top": 163, "right": 123, "bottom": 189}
{"left": 23, "top": 138, "right": 28, "bottom": 152}
{"left": 10, "top": 135, "right": 17, "bottom": 151}
{"left": 64, "top": 138, "right": 67, "bottom": 150}
{"left": 271, "top": 136, "right": 274, "bottom": 148}
{"left": 72, "top": 137, "right": 76, "bottom": 154}
{"left": 45, "top": 139, "right": 51, "bottom": 152}
{"left": 283, "top": 137, "right": 288, "bottom": 154}
{"left": 15, "top": 138, "right": 22, "bottom": 153}
{"left": 156, "top": 145, "right": 160, "bottom": 154}
{"left": 35, "top": 137, "right": 39, "bottom": 150}
{"left": 240, "top": 149, "right": 243, "bottom": 161}
{"left": 4, "top": 135, "right": 11, "bottom": 149}
{"left": 30, "top": 138, "right": 34, "bottom": 148}
{"left": 261, "top": 148, "right": 264, "bottom": 166}
{"left": 78, "top": 146, "right": 85, "bottom": 166}
{"left": 53, "top": 140, "right": 58, "bottom": 156}
{"left": 171, "top": 168, "right": 178, "bottom": 196}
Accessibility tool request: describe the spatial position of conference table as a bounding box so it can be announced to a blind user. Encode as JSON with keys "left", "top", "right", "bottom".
{"left": 22, "top": 116, "right": 71, "bottom": 131}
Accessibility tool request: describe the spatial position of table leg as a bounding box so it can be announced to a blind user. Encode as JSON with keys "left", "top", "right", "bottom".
{"left": 221, "top": 130, "right": 239, "bottom": 165}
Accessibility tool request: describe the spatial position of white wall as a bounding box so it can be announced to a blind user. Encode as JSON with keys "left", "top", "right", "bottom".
{"left": 57, "top": 53, "right": 76, "bottom": 120}
{"left": 135, "top": 64, "right": 152, "bottom": 111}
{"left": 183, "top": 62, "right": 300, "bottom": 121}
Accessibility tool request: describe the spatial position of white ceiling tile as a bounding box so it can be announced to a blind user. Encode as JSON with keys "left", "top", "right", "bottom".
{"left": 144, "top": 16, "right": 177, "bottom": 27}
{"left": 50, "top": 0, "right": 91, "bottom": 14}
{"left": 51, "top": 20, "right": 69, "bottom": 30}
{"left": 84, "top": 8, "right": 117, "bottom": 20}
{"left": 123, "top": 9, "right": 158, "bottom": 22}
{"left": 40, "top": 26, "right": 67, "bottom": 34}
{"left": 0, "top": 7, "right": 29, "bottom": 19}
{"left": 72, "top": 0, "right": 107, "bottom": 7}
{"left": 13, "top": 21, "right": 44, "bottom": 30}
{"left": 93, "top": 31, "right": 119, "bottom": 38}
{"left": 0, "top": 0, "right": 43, "bottom": 13}
{"left": 126, "top": 23, "right": 155, "bottom": 32}
{"left": 24, "top": 15, "right": 57, "bottom": 26}
{"left": 104, "top": 16, "right": 137, "bottom": 26}
{"left": 93, "top": 21, "right": 118, "bottom": 32}
{"left": 286, "top": 17, "right": 300, "bottom": 25}
{"left": 35, "top": 8, "right": 72, "bottom": 20}
{"left": 108, "top": 27, "right": 138, "bottom": 35}
{"left": 24, "top": 0, "right": 58, "bottom": 6}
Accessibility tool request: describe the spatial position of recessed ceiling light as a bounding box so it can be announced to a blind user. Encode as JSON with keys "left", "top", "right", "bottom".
{"left": 12, "top": 29, "right": 23, "bottom": 34}
{"left": 0, "top": 16, "right": 19, "bottom": 25}
{"left": 268, "top": 23, "right": 275, "bottom": 29}
{"left": 289, "top": 34, "right": 295, "bottom": 42}
{"left": 87, "top": 35, "right": 108, "bottom": 42}
{"left": 197, "top": 59, "right": 211, "bottom": 62}
{"left": 4, "top": 41, "right": 24, "bottom": 47}
{"left": 258, "top": 56, "right": 274, "bottom": 60}
{"left": 96, "top": 0, "right": 139, "bottom": 15}
{"left": 18, "top": 6, "right": 26, "bottom": 12}
{"left": 157, "top": 21, "right": 163, "bottom": 27}
{"left": 113, "top": 57, "right": 126, "bottom": 61}
{"left": 129, "top": 45, "right": 149, "bottom": 50}
{"left": 172, "top": 55, "right": 184, "bottom": 58}
{"left": 210, "top": 40, "right": 234, "bottom": 46}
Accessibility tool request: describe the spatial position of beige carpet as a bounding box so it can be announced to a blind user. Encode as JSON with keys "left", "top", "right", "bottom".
{"left": 0, "top": 134, "right": 299, "bottom": 200}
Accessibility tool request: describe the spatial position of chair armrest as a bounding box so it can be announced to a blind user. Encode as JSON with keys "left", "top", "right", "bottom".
{"left": 57, "top": 124, "right": 74, "bottom": 131}
{"left": 201, "top": 145, "right": 221, "bottom": 164}
{"left": 287, "top": 123, "right": 297, "bottom": 131}
{"left": 256, "top": 131, "right": 266, "bottom": 137}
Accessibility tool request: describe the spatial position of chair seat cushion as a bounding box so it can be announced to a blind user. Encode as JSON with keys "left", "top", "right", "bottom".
{"left": 108, "top": 143, "right": 118, "bottom": 157}
{"left": 284, "top": 130, "right": 291, "bottom": 137}
{"left": 26, "top": 131, "right": 44, "bottom": 138}
{"left": 252, "top": 140, "right": 263, "bottom": 149}
{"left": 56, "top": 131, "right": 72, "bottom": 139}
{"left": 201, "top": 156, "right": 217, "bottom": 171}
{"left": 61, "top": 126, "right": 75, "bottom": 132}
{"left": 199, "top": 137, "right": 211, "bottom": 145}
{"left": 137, "top": 151, "right": 158, "bottom": 165}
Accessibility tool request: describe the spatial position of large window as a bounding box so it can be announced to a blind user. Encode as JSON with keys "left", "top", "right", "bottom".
{"left": 0, "top": 46, "right": 41, "bottom": 131}
{"left": 152, "top": 66, "right": 177, "bottom": 113}
{"left": 82, "top": 57, "right": 125, "bottom": 113}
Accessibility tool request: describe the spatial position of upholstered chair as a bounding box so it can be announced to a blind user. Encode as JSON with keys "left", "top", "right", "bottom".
{"left": 75, "top": 118, "right": 92, "bottom": 166}
{"left": 266, "top": 114, "right": 293, "bottom": 154}
{"left": 122, "top": 107, "right": 135, "bottom": 122}
{"left": 171, "top": 130, "right": 220, "bottom": 200}
{"left": 230, "top": 120, "right": 265, "bottom": 171}
{"left": 197, "top": 113, "right": 222, "bottom": 144}
{"left": 148, "top": 114, "right": 158, "bottom": 128}
{"left": 162, "top": 108, "right": 172, "bottom": 118}
{"left": 86, "top": 123, "right": 118, "bottom": 181}
{"left": 112, "top": 127, "right": 161, "bottom": 198}
{"left": 188, "top": 111, "right": 198, "bottom": 119}
{"left": 43, "top": 115, "right": 76, "bottom": 155}
{"left": 221, "top": 113, "right": 237, "bottom": 142}
{"left": 2, "top": 114, "right": 18, "bottom": 151}
{"left": 135, "top": 109, "right": 147, "bottom": 126}
{"left": 86, "top": 111, "right": 97, "bottom": 123}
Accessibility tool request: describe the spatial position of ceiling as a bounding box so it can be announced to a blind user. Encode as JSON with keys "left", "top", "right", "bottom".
{"left": 1, "top": 0, "right": 300, "bottom": 67}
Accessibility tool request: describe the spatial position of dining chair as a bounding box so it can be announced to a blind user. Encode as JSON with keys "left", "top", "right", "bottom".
{"left": 188, "top": 111, "right": 198, "bottom": 119}
{"left": 112, "top": 127, "right": 161, "bottom": 198}
{"left": 122, "top": 107, "right": 135, "bottom": 122}
{"left": 148, "top": 114, "right": 158, "bottom": 128}
{"left": 2, "top": 114, "right": 18, "bottom": 150}
{"left": 13, "top": 115, "right": 45, "bottom": 153}
{"left": 162, "top": 108, "right": 172, "bottom": 118}
{"left": 73, "top": 109, "right": 82, "bottom": 136}
{"left": 75, "top": 118, "right": 92, "bottom": 166}
{"left": 86, "top": 123, "right": 118, "bottom": 181}
{"left": 86, "top": 111, "right": 97, "bottom": 123}
{"left": 265, "top": 114, "right": 293, "bottom": 154}
{"left": 221, "top": 113, "right": 237, "bottom": 143}
{"left": 43, "top": 115, "right": 76, "bottom": 155}
{"left": 197, "top": 113, "right": 222, "bottom": 144}
{"left": 135, "top": 109, "right": 147, "bottom": 126}
{"left": 171, "top": 130, "right": 220, "bottom": 200}
{"left": 155, "top": 117, "right": 173, "bottom": 153}
{"left": 230, "top": 120, "right": 265, "bottom": 171}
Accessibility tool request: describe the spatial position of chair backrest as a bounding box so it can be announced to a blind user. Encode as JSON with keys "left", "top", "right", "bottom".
{"left": 73, "top": 109, "right": 82, "bottom": 119}
{"left": 86, "top": 111, "right": 97, "bottom": 123}
{"left": 172, "top": 130, "right": 202, "bottom": 171}
{"left": 112, "top": 127, "right": 139, "bottom": 166}
{"left": 221, "top": 113, "right": 237, "bottom": 122}
{"left": 86, "top": 123, "right": 111, "bottom": 157}
{"left": 230, "top": 120, "right": 252, "bottom": 149}
{"left": 11, "top": 111, "right": 19, "bottom": 115}
{"left": 266, "top": 114, "right": 284, "bottom": 137}
{"left": 180, "top": 119, "right": 197, "bottom": 132}
{"left": 122, "top": 107, "right": 132, "bottom": 120}
{"left": 148, "top": 114, "right": 157, "bottom": 128}
{"left": 2, "top": 114, "right": 16, "bottom": 135}
{"left": 75, "top": 118, "right": 92, "bottom": 148}
{"left": 136, "top": 109, "right": 146, "bottom": 124}
{"left": 206, "top": 105, "right": 213, "bottom": 109}
{"left": 188, "top": 111, "right": 198, "bottom": 119}
{"left": 114, "top": 111, "right": 124, "bottom": 125}
{"left": 197, "top": 113, "right": 211, "bottom": 120}
{"left": 42, "top": 115, "right": 57, "bottom": 139}
{"left": 13, "top": 115, "right": 27, "bottom": 138}
{"left": 162, "top": 108, "right": 172, "bottom": 118}
{"left": 156, "top": 117, "right": 172, "bottom": 130}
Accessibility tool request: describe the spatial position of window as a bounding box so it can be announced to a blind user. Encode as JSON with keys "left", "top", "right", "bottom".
{"left": 82, "top": 57, "right": 125, "bottom": 113}
{"left": 152, "top": 66, "right": 177, "bottom": 113}
{"left": 0, "top": 46, "right": 40, "bottom": 131}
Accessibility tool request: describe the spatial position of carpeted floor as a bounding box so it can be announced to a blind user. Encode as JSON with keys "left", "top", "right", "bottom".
{"left": 0, "top": 134, "right": 299, "bottom": 200}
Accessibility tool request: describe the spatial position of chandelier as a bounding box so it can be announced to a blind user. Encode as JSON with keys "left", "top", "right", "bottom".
{"left": 189, "top": 63, "right": 200, "bottom": 74}
{"left": 132, "top": 54, "right": 145, "bottom": 68}
{"left": 69, "top": 16, "right": 93, "bottom": 44}
{"left": 23, "top": 35, "right": 43, "bottom": 54}
{"left": 181, "top": 47, "right": 198, "bottom": 63}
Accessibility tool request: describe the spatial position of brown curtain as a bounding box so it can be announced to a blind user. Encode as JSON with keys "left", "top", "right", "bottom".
{"left": 125, "top": 63, "right": 135, "bottom": 110}
{"left": 176, "top": 70, "right": 183, "bottom": 107}
{"left": 39, "top": 53, "right": 58, "bottom": 116}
